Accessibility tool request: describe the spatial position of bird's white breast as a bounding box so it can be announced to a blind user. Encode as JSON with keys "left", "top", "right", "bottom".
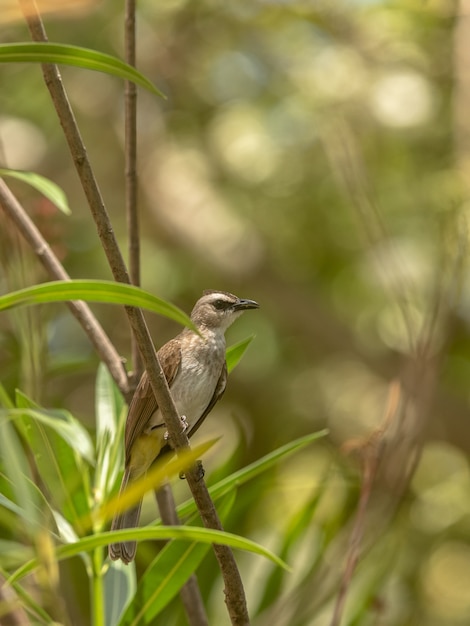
{"left": 149, "top": 332, "right": 225, "bottom": 431}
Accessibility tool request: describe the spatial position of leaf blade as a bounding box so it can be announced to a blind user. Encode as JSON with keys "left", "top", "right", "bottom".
{"left": 0, "top": 280, "right": 194, "bottom": 329}
{"left": 0, "top": 168, "right": 71, "bottom": 214}
{"left": 0, "top": 42, "right": 165, "bottom": 97}
{"left": 226, "top": 335, "right": 256, "bottom": 374}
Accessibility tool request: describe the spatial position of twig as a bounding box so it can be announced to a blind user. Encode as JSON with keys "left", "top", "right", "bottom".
{"left": 18, "top": 0, "right": 131, "bottom": 288}
{"left": 123, "top": 1, "right": 209, "bottom": 622}
{"left": 0, "top": 178, "right": 131, "bottom": 401}
{"left": 19, "top": 3, "right": 250, "bottom": 623}
{"left": 124, "top": 0, "right": 142, "bottom": 381}
{"left": 156, "top": 485, "right": 209, "bottom": 626}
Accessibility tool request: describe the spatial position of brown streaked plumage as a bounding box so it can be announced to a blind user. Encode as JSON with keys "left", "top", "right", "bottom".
{"left": 109, "top": 290, "right": 259, "bottom": 564}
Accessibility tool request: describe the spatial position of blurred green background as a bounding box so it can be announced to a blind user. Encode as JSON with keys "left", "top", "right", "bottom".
{"left": 2, "top": 0, "right": 470, "bottom": 624}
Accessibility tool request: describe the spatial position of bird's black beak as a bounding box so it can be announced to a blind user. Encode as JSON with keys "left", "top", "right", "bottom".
{"left": 233, "top": 298, "right": 259, "bottom": 311}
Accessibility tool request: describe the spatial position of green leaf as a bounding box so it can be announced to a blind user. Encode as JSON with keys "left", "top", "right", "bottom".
{"left": 0, "top": 43, "right": 165, "bottom": 97}
{"left": 0, "top": 470, "right": 64, "bottom": 543}
{"left": 0, "top": 280, "right": 195, "bottom": 330}
{"left": 177, "top": 431, "right": 329, "bottom": 520}
{"left": 0, "top": 540, "right": 35, "bottom": 571}
{"left": 94, "top": 364, "right": 126, "bottom": 511}
{"left": 14, "top": 391, "right": 94, "bottom": 463}
{"left": 10, "top": 524, "right": 289, "bottom": 584}
{"left": 120, "top": 542, "right": 205, "bottom": 626}
{"left": 0, "top": 416, "right": 40, "bottom": 532}
{"left": 9, "top": 391, "right": 94, "bottom": 531}
{"left": 0, "top": 168, "right": 71, "bottom": 214}
{"left": 255, "top": 474, "right": 329, "bottom": 615}
{"left": 118, "top": 492, "right": 237, "bottom": 626}
{"left": 0, "top": 382, "right": 14, "bottom": 409}
{"left": 226, "top": 335, "right": 256, "bottom": 374}
{"left": 95, "top": 440, "right": 218, "bottom": 529}
{"left": 104, "top": 560, "right": 136, "bottom": 626}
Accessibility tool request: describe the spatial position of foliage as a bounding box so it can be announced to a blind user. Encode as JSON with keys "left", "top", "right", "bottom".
{"left": 1, "top": 1, "right": 470, "bottom": 625}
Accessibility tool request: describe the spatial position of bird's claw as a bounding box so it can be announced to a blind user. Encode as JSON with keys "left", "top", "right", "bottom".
{"left": 164, "top": 415, "right": 189, "bottom": 441}
{"left": 180, "top": 460, "right": 205, "bottom": 481}
{"left": 180, "top": 414, "right": 189, "bottom": 433}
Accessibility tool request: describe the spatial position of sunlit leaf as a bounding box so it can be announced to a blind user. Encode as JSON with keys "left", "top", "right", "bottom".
{"left": 226, "top": 335, "right": 256, "bottom": 374}
{"left": 0, "top": 43, "right": 165, "bottom": 97}
{"left": 10, "top": 391, "right": 94, "bottom": 531}
{"left": 93, "top": 440, "right": 217, "bottom": 529}
{"left": 0, "top": 280, "right": 195, "bottom": 330}
{"left": 13, "top": 392, "right": 94, "bottom": 463}
{"left": 176, "top": 431, "right": 329, "bottom": 521}
{"left": 0, "top": 416, "right": 40, "bottom": 532}
{"left": 0, "top": 168, "right": 71, "bottom": 214}
{"left": 9, "top": 523, "right": 289, "bottom": 584}
{"left": 94, "top": 364, "right": 126, "bottom": 511}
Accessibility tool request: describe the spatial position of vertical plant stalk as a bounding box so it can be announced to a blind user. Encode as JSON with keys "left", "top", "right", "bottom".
{"left": 124, "top": 0, "right": 142, "bottom": 381}
{"left": 91, "top": 546, "right": 105, "bottom": 626}
{"left": 19, "top": 2, "right": 250, "bottom": 623}
{"left": 156, "top": 485, "right": 210, "bottom": 626}
{"left": 124, "top": 1, "right": 209, "bottom": 623}
{"left": 0, "top": 179, "right": 131, "bottom": 401}
{"left": 19, "top": 0, "right": 131, "bottom": 287}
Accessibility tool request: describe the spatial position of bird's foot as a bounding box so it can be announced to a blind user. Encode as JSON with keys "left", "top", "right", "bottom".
{"left": 163, "top": 415, "right": 189, "bottom": 441}
{"left": 180, "top": 460, "right": 205, "bottom": 481}
{"left": 180, "top": 414, "right": 189, "bottom": 433}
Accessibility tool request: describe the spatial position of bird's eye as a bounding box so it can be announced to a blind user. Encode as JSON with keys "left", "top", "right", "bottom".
{"left": 212, "top": 299, "right": 228, "bottom": 310}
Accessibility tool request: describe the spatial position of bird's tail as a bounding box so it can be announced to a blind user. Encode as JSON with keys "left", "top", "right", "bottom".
{"left": 108, "top": 469, "right": 142, "bottom": 564}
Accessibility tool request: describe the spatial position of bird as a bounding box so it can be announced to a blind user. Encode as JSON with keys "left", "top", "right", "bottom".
{"left": 108, "top": 289, "right": 259, "bottom": 564}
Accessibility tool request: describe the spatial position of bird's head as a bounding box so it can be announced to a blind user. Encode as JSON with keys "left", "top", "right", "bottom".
{"left": 190, "top": 290, "right": 259, "bottom": 333}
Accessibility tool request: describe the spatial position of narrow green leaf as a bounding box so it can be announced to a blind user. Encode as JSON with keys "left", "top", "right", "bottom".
{"left": 104, "top": 560, "right": 136, "bottom": 626}
{"left": 9, "top": 525, "right": 289, "bottom": 584}
{"left": 0, "top": 382, "right": 14, "bottom": 409}
{"left": 0, "top": 470, "right": 65, "bottom": 544}
{"left": 226, "top": 335, "right": 255, "bottom": 373}
{"left": 0, "top": 540, "right": 35, "bottom": 571}
{"left": 0, "top": 416, "right": 39, "bottom": 531}
{"left": 0, "top": 168, "right": 71, "bottom": 214}
{"left": 0, "top": 43, "right": 165, "bottom": 97}
{"left": 94, "top": 364, "right": 126, "bottom": 508}
{"left": 256, "top": 475, "right": 329, "bottom": 615}
{"left": 94, "top": 440, "right": 218, "bottom": 528}
{"left": 177, "top": 431, "right": 329, "bottom": 521}
{"left": 0, "top": 280, "right": 194, "bottom": 330}
{"left": 122, "top": 542, "right": 205, "bottom": 626}
{"left": 13, "top": 393, "right": 94, "bottom": 463}
{"left": 8, "top": 393, "right": 93, "bottom": 530}
{"left": 0, "top": 493, "right": 25, "bottom": 519}
{"left": 118, "top": 492, "right": 237, "bottom": 626}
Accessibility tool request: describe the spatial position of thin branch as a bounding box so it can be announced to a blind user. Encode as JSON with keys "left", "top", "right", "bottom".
{"left": 0, "top": 178, "right": 131, "bottom": 400}
{"left": 156, "top": 485, "right": 209, "bottom": 626}
{"left": 185, "top": 470, "right": 250, "bottom": 626}
{"left": 19, "top": 3, "right": 250, "bottom": 623}
{"left": 124, "top": 0, "right": 142, "bottom": 380}
{"left": 123, "top": 0, "right": 210, "bottom": 621}
{"left": 18, "top": 0, "right": 131, "bottom": 288}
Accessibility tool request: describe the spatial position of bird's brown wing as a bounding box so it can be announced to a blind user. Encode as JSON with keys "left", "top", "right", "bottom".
{"left": 188, "top": 360, "right": 228, "bottom": 439}
{"left": 124, "top": 337, "right": 182, "bottom": 465}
